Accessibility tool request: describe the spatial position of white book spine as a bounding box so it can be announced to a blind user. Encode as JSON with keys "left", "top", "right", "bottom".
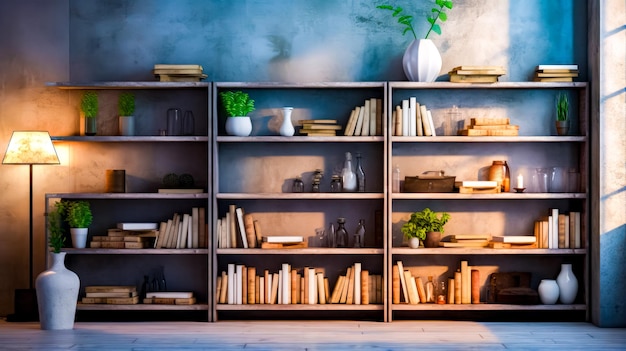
{"left": 266, "top": 273, "right": 273, "bottom": 304}
{"left": 409, "top": 97, "right": 417, "bottom": 136}
{"left": 278, "top": 270, "right": 283, "bottom": 304}
{"left": 227, "top": 264, "right": 235, "bottom": 304}
{"left": 427, "top": 110, "right": 436, "bottom": 136}
{"left": 282, "top": 263, "right": 290, "bottom": 305}
{"left": 235, "top": 265, "right": 243, "bottom": 304}
{"left": 308, "top": 268, "right": 316, "bottom": 304}
{"left": 402, "top": 100, "right": 409, "bottom": 136}
{"left": 551, "top": 209, "right": 559, "bottom": 249}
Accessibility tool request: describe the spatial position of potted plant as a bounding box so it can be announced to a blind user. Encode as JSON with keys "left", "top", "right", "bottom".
{"left": 377, "top": 0, "right": 454, "bottom": 82}
{"left": 118, "top": 92, "right": 135, "bottom": 136}
{"left": 401, "top": 207, "right": 450, "bottom": 248}
{"left": 555, "top": 93, "right": 569, "bottom": 135}
{"left": 220, "top": 90, "right": 255, "bottom": 136}
{"left": 65, "top": 200, "right": 93, "bottom": 249}
{"left": 80, "top": 91, "right": 98, "bottom": 136}
{"left": 35, "top": 201, "right": 79, "bottom": 330}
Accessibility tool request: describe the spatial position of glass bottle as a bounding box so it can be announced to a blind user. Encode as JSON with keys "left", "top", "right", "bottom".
{"left": 166, "top": 108, "right": 182, "bottom": 136}
{"left": 355, "top": 152, "right": 366, "bottom": 192}
{"left": 425, "top": 276, "right": 435, "bottom": 303}
{"left": 182, "top": 110, "right": 195, "bottom": 135}
{"left": 392, "top": 164, "right": 401, "bottom": 193}
{"left": 437, "top": 280, "right": 447, "bottom": 304}
{"left": 445, "top": 105, "right": 460, "bottom": 136}
{"left": 335, "top": 217, "right": 348, "bottom": 248}
{"left": 342, "top": 152, "right": 357, "bottom": 192}
{"left": 354, "top": 219, "right": 365, "bottom": 248}
{"left": 488, "top": 160, "right": 511, "bottom": 192}
{"left": 292, "top": 176, "right": 304, "bottom": 193}
{"left": 327, "top": 222, "right": 336, "bottom": 248}
{"left": 330, "top": 175, "right": 343, "bottom": 192}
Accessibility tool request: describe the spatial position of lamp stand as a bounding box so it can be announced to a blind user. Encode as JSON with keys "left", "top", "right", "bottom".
{"left": 6, "top": 164, "right": 39, "bottom": 322}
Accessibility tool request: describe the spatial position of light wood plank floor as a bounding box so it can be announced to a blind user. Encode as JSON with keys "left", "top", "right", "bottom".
{"left": 1, "top": 319, "right": 625, "bottom": 350}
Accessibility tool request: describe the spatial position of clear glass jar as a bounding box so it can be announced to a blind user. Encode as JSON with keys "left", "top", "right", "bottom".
{"left": 292, "top": 176, "right": 304, "bottom": 193}
{"left": 330, "top": 175, "right": 343, "bottom": 192}
{"left": 166, "top": 108, "right": 182, "bottom": 136}
{"left": 326, "top": 222, "right": 336, "bottom": 248}
{"left": 425, "top": 276, "right": 435, "bottom": 303}
{"left": 182, "top": 110, "right": 195, "bottom": 136}
{"left": 392, "top": 164, "right": 401, "bottom": 193}
{"left": 355, "top": 152, "right": 366, "bottom": 192}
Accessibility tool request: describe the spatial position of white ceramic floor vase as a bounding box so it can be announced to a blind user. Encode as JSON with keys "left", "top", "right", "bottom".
{"left": 538, "top": 279, "right": 560, "bottom": 304}
{"left": 279, "top": 107, "right": 295, "bottom": 136}
{"left": 36, "top": 252, "right": 80, "bottom": 330}
{"left": 556, "top": 263, "right": 578, "bottom": 304}
{"left": 402, "top": 39, "right": 442, "bottom": 82}
{"left": 225, "top": 116, "right": 252, "bottom": 136}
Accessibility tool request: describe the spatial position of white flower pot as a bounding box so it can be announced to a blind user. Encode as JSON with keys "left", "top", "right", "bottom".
{"left": 36, "top": 252, "right": 79, "bottom": 330}
{"left": 119, "top": 116, "right": 135, "bottom": 136}
{"left": 408, "top": 237, "right": 420, "bottom": 249}
{"left": 402, "top": 39, "right": 442, "bottom": 82}
{"left": 538, "top": 279, "right": 560, "bottom": 304}
{"left": 225, "top": 116, "right": 252, "bottom": 136}
{"left": 70, "top": 228, "right": 88, "bottom": 249}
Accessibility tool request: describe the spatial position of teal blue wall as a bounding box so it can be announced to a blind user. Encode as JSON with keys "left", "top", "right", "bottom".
{"left": 69, "top": 0, "right": 587, "bottom": 82}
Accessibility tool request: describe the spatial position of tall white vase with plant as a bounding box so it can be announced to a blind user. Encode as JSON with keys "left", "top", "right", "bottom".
{"left": 377, "top": 0, "right": 454, "bottom": 82}
{"left": 36, "top": 201, "right": 80, "bottom": 330}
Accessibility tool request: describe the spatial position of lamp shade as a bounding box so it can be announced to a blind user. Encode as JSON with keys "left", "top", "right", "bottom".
{"left": 3, "top": 131, "right": 59, "bottom": 165}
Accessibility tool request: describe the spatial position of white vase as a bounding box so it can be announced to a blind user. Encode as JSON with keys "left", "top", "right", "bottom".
{"left": 538, "top": 279, "right": 560, "bottom": 304}
{"left": 408, "top": 237, "right": 420, "bottom": 249}
{"left": 556, "top": 263, "right": 578, "bottom": 304}
{"left": 118, "top": 116, "right": 135, "bottom": 136}
{"left": 70, "top": 228, "right": 88, "bottom": 249}
{"left": 402, "top": 39, "right": 442, "bottom": 82}
{"left": 225, "top": 116, "right": 252, "bottom": 136}
{"left": 36, "top": 252, "right": 80, "bottom": 330}
{"left": 279, "top": 107, "right": 295, "bottom": 136}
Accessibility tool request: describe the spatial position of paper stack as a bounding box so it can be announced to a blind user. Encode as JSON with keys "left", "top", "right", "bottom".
{"left": 534, "top": 64, "right": 579, "bottom": 82}
{"left": 297, "top": 119, "right": 341, "bottom": 136}
{"left": 153, "top": 64, "right": 207, "bottom": 82}
{"left": 448, "top": 66, "right": 506, "bottom": 83}
{"left": 458, "top": 117, "right": 519, "bottom": 136}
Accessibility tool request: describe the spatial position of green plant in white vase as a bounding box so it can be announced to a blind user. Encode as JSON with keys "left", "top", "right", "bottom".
{"left": 118, "top": 92, "right": 136, "bottom": 136}
{"left": 65, "top": 200, "right": 92, "bottom": 249}
{"left": 220, "top": 91, "right": 255, "bottom": 136}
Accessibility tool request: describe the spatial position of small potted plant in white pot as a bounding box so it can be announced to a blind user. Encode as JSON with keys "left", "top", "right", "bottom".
{"left": 220, "top": 90, "right": 255, "bottom": 136}
{"left": 65, "top": 200, "right": 93, "bottom": 249}
{"left": 80, "top": 91, "right": 98, "bottom": 136}
{"left": 555, "top": 93, "right": 569, "bottom": 136}
{"left": 35, "top": 201, "right": 79, "bottom": 330}
{"left": 401, "top": 207, "right": 450, "bottom": 248}
{"left": 118, "top": 92, "right": 135, "bottom": 136}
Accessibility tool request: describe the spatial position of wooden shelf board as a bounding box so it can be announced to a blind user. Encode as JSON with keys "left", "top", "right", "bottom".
{"left": 216, "top": 304, "right": 383, "bottom": 311}
{"left": 216, "top": 193, "right": 384, "bottom": 200}
{"left": 391, "top": 136, "right": 586, "bottom": 143}
{"left": 47, "top": 81, "right": 210, "bottom": 89}
{"left": 389, "top": 81, "right": 587, "bottom": 89}
{"left": 392, "top": 193, "right": 586, "bottom": 200}
{"left": 391, "top": 248, "right": 587, "bottom": 255}
{"left": 216, "top": 136, "right": 384, "bottom": 143}
{"left": 46, "top": 192, "right": 209, "bottom": 200}
{"left": 52, "top": 136, "right": 208, "bottom": 142}
{"left": 391, "top": 303, "right": 586, "bottom": 311}
{"left": 63, "top": 248, "right": 209, "bottom": 255}
{"left": 77, "top": 303, "right": 209, "bottom": 311}
{"left": 215, "top": 82, "right": 386, "bottom": 89}
{"left": 217, "top": 248, "right": 384, "bottom": 255}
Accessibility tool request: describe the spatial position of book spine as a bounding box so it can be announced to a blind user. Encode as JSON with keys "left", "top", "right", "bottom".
{"left": 227, "top": 264, "right": 235, "bottom": 304}
{"left": 471, "top": 269, "right": 480, "bottom": 304}
{"left": 454, "top": 271, "right": 462, "bottom": 304}
{"left": 247, "top": 266, "right": 256, "bottom": 304}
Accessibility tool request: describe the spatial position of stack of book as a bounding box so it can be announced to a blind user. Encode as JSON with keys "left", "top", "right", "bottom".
{"left": 90, "top": 226, "right": 158, "bottom": 249}
{"left": 261, "top": 236, "right": 306, "bottom": 249}
{"left": 391, "top": 97, "right": 436, "bottom": 136}
{"left": 152, "top": 64, "right": 207, "bottom": 82}
{"left": 448, "top": 66, "right": 506, "bottom": 83}
{"left": 153, "top": 207, "right": 207, "bottom": 249}
{"left": 458, "top": 117, "right": 519, "bottom": 136}
{"left": 144, "top": 291, "right": 196, "bottom": 305}
{"left": 440, "top": 234, "right": 491, "bottom": 248}
{"left": 456, "top": 180, "right": 500, "bottom": 194}
{"left": 297, "top": 119, "right": 341, "bottom": 136}
{"left": 489, "top": 235, "right": 537, "bottom": 249}
{"left": 344, "top": 98, "right": 383, "bottom": 136}
{"left": 81, "top": 286, "right": 138, "bottom": 305}
{"left": 533, "top": 64, "right": 579, "bottom": 82}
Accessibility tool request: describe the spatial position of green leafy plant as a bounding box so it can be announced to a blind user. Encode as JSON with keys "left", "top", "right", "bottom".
{"left": 66, "top": 200, "right": 93, "bottom": 228}
{"left": 377, "top": 0, "right": 454, "bottom": 40}
{"left": 48, "top": 201, "right": 66, "bottom": 253}
{"left": 401, "top": 207, "right": 450, "bottom": 240}
{"left": 219, "top": 91, "right": 255, "bottom": 117}
{"left": 80, "top": 91, "right": 98, "bottom": 118}
{"left": 118, "top": 92, "right": 135, "bottom": 116}
{"left": 556, "top": 93, "right": 569, "bottom": 121}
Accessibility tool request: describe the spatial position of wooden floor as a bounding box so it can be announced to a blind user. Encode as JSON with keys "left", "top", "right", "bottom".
{"left": 0, "top": 319, "right": 625, "bottom": 350}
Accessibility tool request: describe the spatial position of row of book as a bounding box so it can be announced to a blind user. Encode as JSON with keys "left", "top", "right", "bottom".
{"left": 457, "top": 117, "right": 520, "bottom": 137}
{"left": 216, "top": 205, "right": 261, "bottom": 248}
{"left": 533, "top": 210, "right": 582, "bottom": 249}
{"left": 81, "top": 285, "right": 195, "bottom": 305}
{"left": 391, "top": 98, "right": 437, "bottom": 137}
{"left": 533, "top": 64, "right": 579, "bottom": 82}
{"left": 393, "top": 260, "right": 479, "bottom": 304}
{"left": 344, "top": 98, "right": 383, "bottom": 136}
{"left": 153, "top": 207, "right": 207, "bottom": 249}
{"left": 217, "top": 263, "right": 383, "bottom": 305}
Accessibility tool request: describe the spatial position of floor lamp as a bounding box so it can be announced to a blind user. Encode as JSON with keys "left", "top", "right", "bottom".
{"left": 3, "top": 131, "right": 59, "bottom": 321}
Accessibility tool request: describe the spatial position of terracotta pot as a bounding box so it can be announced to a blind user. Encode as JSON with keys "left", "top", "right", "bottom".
{"left": 555, "top": 120, "right": 569, "bottom": 136}
{"left": 424, "top": 231, "right": 441, "bottom": 248}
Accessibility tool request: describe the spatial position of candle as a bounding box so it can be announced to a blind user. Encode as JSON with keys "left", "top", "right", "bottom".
{"left": 517, "top": 174, "right": 524, "bottom": 188}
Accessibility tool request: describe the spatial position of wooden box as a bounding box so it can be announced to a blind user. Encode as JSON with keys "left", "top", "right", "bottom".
{"left": 404, "top": 176, "right": 456, "bottom": 193}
